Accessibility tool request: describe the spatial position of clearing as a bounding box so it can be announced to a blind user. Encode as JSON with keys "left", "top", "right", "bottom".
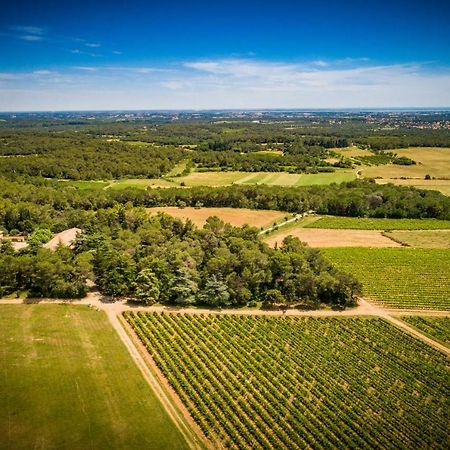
{"left": 322, "top": 248, "right": 450, "bottom": 310}
{"left": 126, "top": 312, "right": 450, "bottom": 450}
{"left": 147, "top": 207, "right": 288, "bottom": 229}
{"left": 0, "top": 305, "right": 189, "bottom": 450}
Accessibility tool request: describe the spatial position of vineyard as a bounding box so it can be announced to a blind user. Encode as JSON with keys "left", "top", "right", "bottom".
{"left": 321, "top": 248, "right": 450, "bottom": 310}
{"left": 306, "top": 217, "right": 450, "bottom": 230}
{"left": 401, "top": 316, "right": 450, "bottom": 347}
{"left": 125, "top": 312, "right": 450, "bottom": 450}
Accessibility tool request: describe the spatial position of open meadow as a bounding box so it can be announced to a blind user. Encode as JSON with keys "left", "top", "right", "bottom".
{"left": 126, "top": 312, "right": 450, "bottom": 450}
{"left": 321, "top": 248, "right": 450, "bottom": 310}
{"left": 147, "top": 206, "right": 288, "bottom": 228}
{"left": 360, "top": 147, "right": 450, "bottom": 195}
{"left": 0, "top": 305, "right": 188, "bottom": 450}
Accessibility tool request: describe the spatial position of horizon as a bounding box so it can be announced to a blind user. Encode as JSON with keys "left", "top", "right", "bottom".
{"left": 1, "top": 0, "right": 450, "bottom": 110}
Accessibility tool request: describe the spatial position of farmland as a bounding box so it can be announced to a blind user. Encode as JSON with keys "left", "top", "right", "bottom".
{"left": 400, "top": 316, "right": 450, "bottom": 347}
{"left": 147, "top": 206, "right": 288, "bottom": 228}
{"left": 0, "top": 305, "right": 188, "bottom": 450}
{"left": 385, "top": 230, "right": 450, "bottom": 248}
{"left": 321, "top": 248, "right": 450, "bottom": 310}
{"left": 305, "top": 216, "right": 450, "bottom": 230}
{"left": 361, "top": 147, "right": 450, "bottom": 179}
{"left": 265, "top": 228, "right": 401, "bottom": 248}
{"left": 126, "top": 312, "right": 450, "bottom": 450}
{"left": 174, "top": 170, "right": 356, "bottom": 187}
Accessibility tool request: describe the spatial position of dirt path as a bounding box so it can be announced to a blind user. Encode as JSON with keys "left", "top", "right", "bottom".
{"left": 108, "top": 312, "right": 208, "bottom": 450}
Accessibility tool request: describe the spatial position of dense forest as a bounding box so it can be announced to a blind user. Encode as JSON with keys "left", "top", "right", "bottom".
{"left": 0, "top": 209, "right": 361, "bottom": 308}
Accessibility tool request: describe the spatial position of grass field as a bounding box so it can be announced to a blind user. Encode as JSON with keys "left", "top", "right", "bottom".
{"left": 386, "top": 230, "right": 450, "bottom": 248}
{"left": 126, "top": 312, "right": 450, "bottom": 449}
{"left": 265, "top": 228, "right": 400, "bottom": 248}
{"left": 361, "top": 147, "right": 450, "bottom": 180}
{"left": 400, "top": 316, "right": 450, "bottom": 347}
{"left": 0, "top": 305, "right": 187, "bottom": 450}
{"left": 333, "top": 146, "right": 374, "bottom": 158}
{"left": 322, "top": 248, "right": 450, "bottom": 310}
{"left": 147, "top": 206, "right": 288, "bottom": 228}
{"left": 175, "top": 170, "right": 356, "bottom": 187}
{"left": 108, "top": 178, "right": 178, "bottom": 190}
{"left": 306, "top": 216, "right": 450, "bottom": 230}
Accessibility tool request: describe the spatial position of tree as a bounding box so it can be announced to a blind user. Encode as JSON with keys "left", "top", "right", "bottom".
{"left": 198, "top": 275, "right": 230, "bottom": 307}
{"left": 263, "top": 289, "right": 286, "bottom": 307}
{"left": 134, "top": 268, "right": 160, "bottom": 305}
{"left": 168, "top": 267, "right": 198, "bottom": 305}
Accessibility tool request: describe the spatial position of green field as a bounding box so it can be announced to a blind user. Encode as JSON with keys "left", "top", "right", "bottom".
{"left": 400, "top": 316, "right": 450, "bottom": 347}
{"left": 322, "top": 248, "right": 450, "bottom": 310}
{"left": 126, "top": 312, "right": 450, "bottom": 449}
{"left": 306, "top": 216, "right": 450, "bottom": 230}
{"left": 0, "top": 305, "right": 187, "bottom": 450}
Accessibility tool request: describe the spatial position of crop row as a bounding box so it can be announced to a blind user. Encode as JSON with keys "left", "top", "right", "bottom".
{"left": 322, "top": 248, "right": 450, "bottom": 310}
{"left": 401, "top": 316, "right": 450, "bottom": 347}
{"left": 307, "top": 217, "right": 450, "bottom": 230}
{"left": 125, "top": 312, "right": 450, "bottom": 449}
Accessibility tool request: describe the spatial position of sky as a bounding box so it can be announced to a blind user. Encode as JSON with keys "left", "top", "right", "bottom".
{"left": 1, "top": 0, "right": 450, "bottom": 111}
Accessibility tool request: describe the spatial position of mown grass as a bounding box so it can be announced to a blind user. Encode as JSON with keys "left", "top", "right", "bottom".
{"left": 306, "top": 216, "right": 450, "bottom": 230}
{"left": 322, "top": 248, "right": 450, "bottom": 310}
{"left": 176, "top": 170, "right": 356, "bottom": 187}
{"left": 0, "top": 305, "right": 188, "bottom": 450}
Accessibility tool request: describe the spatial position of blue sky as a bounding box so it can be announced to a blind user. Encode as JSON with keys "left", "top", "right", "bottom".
{"left": 1, "top": 0, "right": 449, "bottom": 110}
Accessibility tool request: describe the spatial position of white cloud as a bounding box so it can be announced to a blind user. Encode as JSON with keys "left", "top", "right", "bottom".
{"left": 85, "top": 43, "right": 101, "bottom": 48}
{"left": 1, "top": 58, "right": 449, "bottom": 110}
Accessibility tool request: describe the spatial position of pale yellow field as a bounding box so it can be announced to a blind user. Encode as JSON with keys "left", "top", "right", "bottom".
{"left": 375, "top": 178, "right": 450, "bottom": 195}
{"left": 361, "top": 147, "right": 450, "bottom": 179}
{"left": 147, "top": 207, "right": 287, "bottom": 228}
{"left": 333, "top": 146, "right": 373, "bottom": 158}
{"left": 385, "top": 230, "right": 450, "bottom": 248}
{"left": 265, "top": 228, "right": 401, "bottom": 248}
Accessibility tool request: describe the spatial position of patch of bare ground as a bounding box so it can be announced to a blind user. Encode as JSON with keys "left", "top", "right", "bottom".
{"left": 265, "top": 228, "right": 402, "bottom": 248}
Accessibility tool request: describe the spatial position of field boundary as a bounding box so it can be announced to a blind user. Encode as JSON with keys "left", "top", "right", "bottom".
{"left": 117, "top": 314, "right": 212, "bottom": 450}
{"left": 110, "top": 311, "right": 209, "bottom": 449}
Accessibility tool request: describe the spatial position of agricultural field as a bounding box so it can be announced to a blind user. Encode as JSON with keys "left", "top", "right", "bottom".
{"left": 125, "top": 312, "right": 450, "bottom": 450}
{"left": 0, "top": 305, "right": 188, "bottom": 450}
{"left": 175, "top": 170, "right": 356, "bottom": 187}
{"left": 322, "top": 248, "right": 450, "bottom": 310}
{"left": 306, "top": 216, "right": 450, "bottom": 230}
{"left": 361, "top": 147, "right": 450, "bottom": 180}
{"left": 333, "top": 146, "right": 374, "bottom": 158}
{"left": 375, "top": 178, "right": 450, "bottom": 196}
{"left": 385, "top": 230, "right": 450, "bottom": 248}
{"left": 400, "top": 316, "right": 450, "bottom": 347}
{"left": 147, "top": 206, "right": 288, "bottom": 228}
{"left": 265, "top": 228, "right": 400, "bottom": 248}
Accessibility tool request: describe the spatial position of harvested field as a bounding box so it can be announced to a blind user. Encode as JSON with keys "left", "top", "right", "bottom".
{"left": 385, "top": 230, "right": 450, "bottom": 248}
{"left": 375, "top": 178, "right": 450, "bottom": 196}
{"left": 361, "top": 147, "right": 450, "bottom": 180}
{"left": 333, "top": 146, "right": 373, "bottom": 157}
{"left": 265, "top": 228, "right": 400, "bottom": 248}
{"left": 148, "top": 207, "right": 288, "bottom": 228}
